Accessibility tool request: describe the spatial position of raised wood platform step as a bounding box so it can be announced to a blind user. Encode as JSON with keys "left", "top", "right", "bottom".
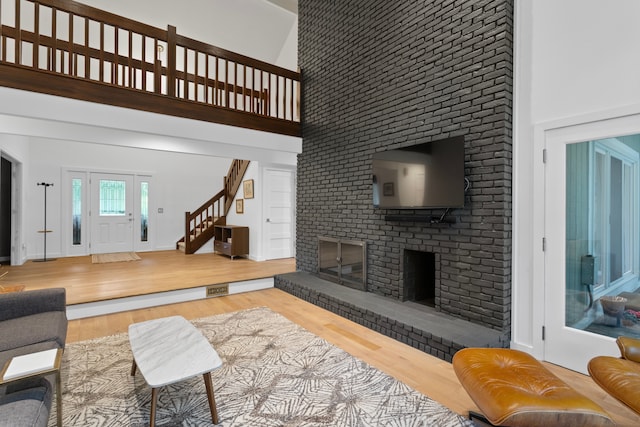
{"left": 67, "top": 277, "right": 274, "bottom": 320}
{"left": 274, "top": 271, "right": 508, "bottom": 362}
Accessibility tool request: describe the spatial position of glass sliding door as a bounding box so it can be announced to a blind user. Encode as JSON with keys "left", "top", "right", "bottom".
{"left": 565, "top": 137, "right": 640, "bottom": 340}
{"left": 540, "top": 112, "right": 640, "bottom": 373}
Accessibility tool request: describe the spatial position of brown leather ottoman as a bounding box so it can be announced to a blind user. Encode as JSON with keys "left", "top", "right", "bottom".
{"left": 452, "top": 348, "right": 614, "bottom": 427}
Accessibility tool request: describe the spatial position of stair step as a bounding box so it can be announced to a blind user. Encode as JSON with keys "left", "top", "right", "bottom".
{"left": 187, "top": 218, "right": 220, "bottom": 240}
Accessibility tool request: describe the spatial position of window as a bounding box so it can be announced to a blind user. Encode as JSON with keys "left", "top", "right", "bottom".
{"left": 99, "top": 180, "right": 126, "bottom": 216}
{"left": 72, "top": 178, "right": 82, "bottom": 245}
{"left": 140, "top": 181, "right": 149, "bottom": 242}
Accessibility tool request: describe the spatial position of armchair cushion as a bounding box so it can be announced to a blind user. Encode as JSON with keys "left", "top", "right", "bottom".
{"left": 0, "top": 377, "right": 52, "bottom": 427}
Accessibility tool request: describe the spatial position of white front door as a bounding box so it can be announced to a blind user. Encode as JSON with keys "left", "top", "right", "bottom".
{"left": 90, "top": 173, "right": 134, "bottom": 254}
{"left": 264, "top": 168, "right": 294, "bottom": 259}
{"left": 544, "top": 130, "right": 640, "bottom": 373}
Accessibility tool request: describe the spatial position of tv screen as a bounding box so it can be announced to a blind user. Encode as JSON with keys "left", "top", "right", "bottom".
{"left": 372, "top": 136, "right": 465, "bottom": 209}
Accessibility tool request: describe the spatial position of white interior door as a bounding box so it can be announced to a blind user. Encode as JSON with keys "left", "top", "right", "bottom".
{"left": 90, "top": 173, "right": 134, "bottom": 254}
{"left": 264, "top": 168, "right": 294, "bottom": 259}
{"left": 544, "top": 131, "right": 640, "bottom": 373}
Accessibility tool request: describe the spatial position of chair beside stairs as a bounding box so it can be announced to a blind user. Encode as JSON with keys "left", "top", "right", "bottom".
{"left": 177, "top": 160, "right": 250, "bottom": 254}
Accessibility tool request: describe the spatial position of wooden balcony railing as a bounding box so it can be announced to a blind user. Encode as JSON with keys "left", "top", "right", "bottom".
{"left": 0, "top": 0, "right": 301, "bottom": 137}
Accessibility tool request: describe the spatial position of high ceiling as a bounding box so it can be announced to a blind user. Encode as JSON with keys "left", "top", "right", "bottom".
{"left": 266, "top": 0, "right": 297, "bottom": 14}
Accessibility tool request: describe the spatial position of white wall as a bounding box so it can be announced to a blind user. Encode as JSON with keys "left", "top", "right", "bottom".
{"left": 276, "top": 17, "right": 299, "bottom": 70}
{"left": 513, "top": 0, "right": 640, "bottom": 357}
{"left": 25, "top": 138, "right": 231, "bottom": 259}
{"left": 77, "top": 0, "right": 298, "bottom": 69}
{"left": 225, "top": 161, "right": 263, "bottom": 260}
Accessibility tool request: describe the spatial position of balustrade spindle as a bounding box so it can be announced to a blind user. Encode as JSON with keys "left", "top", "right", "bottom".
{"left": 15, "top": 0, "right": 21, "bottom": 66}
{"left": 52, "top": 6, "right": 57, "bottom": 72}
{"left": 68, "top": 13, "right": 73, "bottom": 75}
{"left": 33, "top": 3, "right": 39, "bottom": 69}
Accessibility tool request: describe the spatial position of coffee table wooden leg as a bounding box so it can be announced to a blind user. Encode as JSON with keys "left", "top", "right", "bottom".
{"left": 150, "top": 387, "right": 158, "bottom": 427}
{"left": 203, "top": 372, "right": 219, "bottom": 424}
{"left": 131, "top": 359, "right": 137, "bottom": 376}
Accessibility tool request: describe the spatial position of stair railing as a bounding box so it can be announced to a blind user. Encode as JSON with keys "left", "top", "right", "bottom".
{"left": 181, "top": 189, "right": 225, "bottom": 254}
{"left": 224, "top": 159, "right": 250, "bottom": 215}
{"left": 179, "top": 159, "right": 250, "bottom": 254}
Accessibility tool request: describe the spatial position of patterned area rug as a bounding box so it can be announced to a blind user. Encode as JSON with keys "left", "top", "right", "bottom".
{"left": 50, "top": 307, "right": 473, "bottom": 426}
{"left": 91, "top": 252, "right": 141, "bottom": 264}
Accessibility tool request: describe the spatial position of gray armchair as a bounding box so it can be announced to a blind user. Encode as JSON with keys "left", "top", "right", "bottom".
{"left": 0, "top": 288, "right": 67, "bottom": 427}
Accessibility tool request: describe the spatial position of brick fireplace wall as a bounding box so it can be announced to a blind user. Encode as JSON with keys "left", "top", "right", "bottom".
{"left": 294, "top": 0, "right": 514, "bottom": 335}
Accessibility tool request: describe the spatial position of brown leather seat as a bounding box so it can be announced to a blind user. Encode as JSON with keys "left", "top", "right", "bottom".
{"left": 453, "top": 348, "right": 614, "bottom": 427}
{"left": 588, "top": 336, "right": 640, "bottom": 416}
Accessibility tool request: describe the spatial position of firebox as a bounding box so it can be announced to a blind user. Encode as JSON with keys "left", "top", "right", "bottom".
{"left": 403, "top": 250, "right": 436, "bottom": 307}
{"left": 318, "top": 237, "right": 367, "bottom": 291}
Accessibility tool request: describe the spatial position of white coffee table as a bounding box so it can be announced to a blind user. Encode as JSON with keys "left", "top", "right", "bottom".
{"left": 128, "top": 316, "right": 223, "bottom": 426}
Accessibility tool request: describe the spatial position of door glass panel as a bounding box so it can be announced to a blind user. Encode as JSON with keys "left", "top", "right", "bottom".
{"left": 72, "top": 178, "right": 82, "bottom": 245}
{"left": 566, "top": 137, "right": 640, "bottom": 339}
{"left": 140, "top": 182, "right": 148, "bottom": 242}
{"left": 99, "top": 180, "right": 126, "bottom": 216}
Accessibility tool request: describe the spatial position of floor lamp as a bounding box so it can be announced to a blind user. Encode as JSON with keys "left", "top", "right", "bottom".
{"left": 34, "top": 182, "right": 56, "bottom": 262}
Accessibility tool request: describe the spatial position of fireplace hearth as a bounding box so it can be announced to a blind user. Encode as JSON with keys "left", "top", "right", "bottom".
{"left": 274, "top": 271, "right": 508, "bottom": 361}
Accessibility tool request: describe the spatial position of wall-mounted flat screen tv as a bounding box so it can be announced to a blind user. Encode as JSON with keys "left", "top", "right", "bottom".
{"left": 372, "top": 136, "right": 465, "bottom": 209}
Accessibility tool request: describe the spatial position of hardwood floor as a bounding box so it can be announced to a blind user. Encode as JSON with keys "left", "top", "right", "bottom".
{"left": 2, "top": 250, "right": 295, "bottom": 305}
{"left": 3, "top": 251, "right": 638, "bottom": 425}
{"left": 66, "top": 289, "right": 639, "bottom": 425}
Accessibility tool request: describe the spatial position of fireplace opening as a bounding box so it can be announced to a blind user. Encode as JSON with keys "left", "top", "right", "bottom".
{"left": 404, "top": 250, "right": 436, "bottom": 307}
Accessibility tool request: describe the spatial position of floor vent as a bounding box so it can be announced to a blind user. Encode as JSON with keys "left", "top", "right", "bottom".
{"left": 206, "top": 283, "right": 229, "bottom": 298}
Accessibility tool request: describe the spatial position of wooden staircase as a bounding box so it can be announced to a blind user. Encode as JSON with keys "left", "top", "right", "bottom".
{"left": 177, "top": 159, "right": 250, "bottom": 254}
